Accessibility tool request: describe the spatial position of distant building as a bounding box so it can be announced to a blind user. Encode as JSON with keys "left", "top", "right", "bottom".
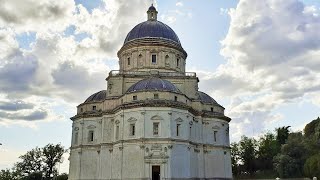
{"left": 69, "top": 5, "right": 232, "bottom": 180}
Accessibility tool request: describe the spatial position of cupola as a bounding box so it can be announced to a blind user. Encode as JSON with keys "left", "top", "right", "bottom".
{"left": 147, "top": 4, "right": 158, "bottom": 21}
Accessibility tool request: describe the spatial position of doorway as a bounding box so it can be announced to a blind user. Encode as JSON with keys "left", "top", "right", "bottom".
{"left": 152, "top": 165, "right": 160, "bottom": 180}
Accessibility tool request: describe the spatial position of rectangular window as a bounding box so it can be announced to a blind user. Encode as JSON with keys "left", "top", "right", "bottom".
{"left": 153, "top": 122, "right": 159, "bottom": 135}
{"left": 189, "top": 126, "right": 192, "bottom": 137}
{"left": 154, "top": 94, "right": 159, "bottom": 99}
{"left": 133, "top": 95, "right": 137, "bottom": 101}
{"left": 174, "top": 96, "right": 178, "bottom": 101}
{"left": 176, "top": 124, "right": 181, "bottom": 136}
{"left": 74, "top": 132, "right": 78, "bottom": 144}
{"left": 152, "top": 54, "right": 157, "bottom": 64}
{"left": 127, "top": 57, "right": 130, "bottom": 65}
{"left": 116, "top": 125, "right": 119, "bottom": 140}
{"left": 88, "top": 130, "right": 94, "bottom": 142}
{"left": 92, "top": 106, "right": 96, "bottom": 110}
{"left": 130, "top": 124, "right": 135, "bottom": 136}
{"left": 214, "top": 131, "right": 217, "bottom": 142}
{"left": 176, "top": 58, "right": 180, "bottom": 67}
{"left": 211, "top": 107, "right": 214, "bottom": 112}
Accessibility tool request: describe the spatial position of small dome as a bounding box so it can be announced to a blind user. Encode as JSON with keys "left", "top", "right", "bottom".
{"left": 124, "top": 20, "right": 181, "bottom": 45}
{"left": 127, "top": 77, "right": 180, "bottom": 93}
{"left": 148, "top": 4, "right": 156, "bottom": 11}
{"left": 198, "top": 91, "right": 217, "bottom": 104}
{"left": 84, "top": 90, "right": 107, "bottom": 103}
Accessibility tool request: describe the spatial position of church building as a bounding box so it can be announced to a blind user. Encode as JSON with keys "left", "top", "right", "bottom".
{"left": 69, "top": 5, "right": 232, "bottom": 180}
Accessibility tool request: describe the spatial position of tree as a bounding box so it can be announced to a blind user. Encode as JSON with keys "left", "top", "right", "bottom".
{"left": 15, "top": 147, "right": 43, "bottom": 177}
{"left": 273, "top": 132, "right": 306, "bottom": 178}
{"left": 276, "top": 126, "right": 290, "bottom": 145}
{"left": 231, "top": 142, "right": 241, "bottom": 175}
{"left": 53, "top": 173, "right": 69, "bottom": 180}
{"left": 42, "top": 144, "right": 65, "bottom": 178}
{"left": 257, "top": 132, "right": 278, "bottom": 171}
{"left": 304, "top": 117, "right": 320, "bottom": 137}
{"left": 0, "top": 169, "right": 18, "bottom": 180}
{"left": 4, "top": 143, "right": 67, "bottom": 179}
{"left": 238, "top": 136, "right": 258, "bottom": 175}
{"left": 304, "top": 153, "right": 320, "bottom": 178}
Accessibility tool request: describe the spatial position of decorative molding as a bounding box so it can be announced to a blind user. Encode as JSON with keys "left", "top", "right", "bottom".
{"left": 212, "top": 125, "right": 220, "bottom": 129}
{"left": 141, "top": 111, "right": 146, "bottom": 115}
{"left": 151, "top": 144, "right": 162, "bottom": 151}
{"left": 74, "top": 127, "right": 79, "bottom": 131}
{"left": 189, "top": 121, "right": 193, "bottom": 125}
{"left": 139, "top": 144, "right": 145, "bottom": 149}
{"left": 115, "top": 120, "right": 120, "bottom": 124}
{"left": 109, "top": 148, "right": 113, "bottom": 153}
{"left": 151, "top": 115, "right": 163, "bottom": 121}
{"left": 119, "top": 146, "right": 123, "bottom": 150}
{"left": 168, "top": 112, "right": 172, "bottom": 115}
{"left": 175, "top": 117, "right": 183, "bottom": 122}
{"left": 98, "top": 119, "right": 102, "bottom": 124}
{"left": 167, "top": 145, "right": 173, "bottom": 149}
{"left": 87, "top": 125, "right": 96, "bottom": 129}
{"left": 202, "top": 121, "right": 209, "bottom": 125}
{"left": 127, "top": 117, "right": 138, "bottom": 122}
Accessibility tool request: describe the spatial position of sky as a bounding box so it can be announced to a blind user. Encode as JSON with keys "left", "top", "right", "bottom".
{"left": 0, "top": 0, "right": 320, "bottom": 174}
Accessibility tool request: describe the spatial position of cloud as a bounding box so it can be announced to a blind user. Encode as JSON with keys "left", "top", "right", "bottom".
{"left": 0, "top": 109, "right": 48, "bottom": 121}
{"left": 176, "top": 2, "right": 183, "bottom": 7}
{"left": 197, "top": 0, "right": 320, "bottom": 137}
{"left": 0, "top": 100, "right": 34, "bottom": 111}
{"left": 0, "top": 0, "right": 75, "bottom": 33}
{"left": 0, "top": 0, "right": 153, "bottom": 126}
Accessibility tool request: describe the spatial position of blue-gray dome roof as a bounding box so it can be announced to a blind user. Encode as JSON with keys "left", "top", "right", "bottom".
{"left": 148, "top": 4, "right": 156, "bottom": 11}
{"left": 124, "top": 20, "right": 181, "bottom": 45}
{"left": 198, "top": 91, "right": 217, "bottom": 104}
{"left": 127, "top": 77, "right": 180, "bottom": 93}
{"left": 85, "top": 90, "right": 107, "bottom": 103}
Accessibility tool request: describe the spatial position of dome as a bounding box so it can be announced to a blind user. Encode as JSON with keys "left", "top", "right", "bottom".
{"left": 198, "top": 91, "right": 217, "bottom": 104}
{"left": 127, "top": 77, "right": 180, "bottom": 93}
{"left": 84, "top": 90, "right": 107, "bottom": 103}
{"left": 148, "top": 4, "right": 156, "bottom": 11}
{"left": 124, "top": 20, "right": 181, "bottom": 45}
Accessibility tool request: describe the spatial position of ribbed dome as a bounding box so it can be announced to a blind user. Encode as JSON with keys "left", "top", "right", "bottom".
{"left": 127, "top": 77, "right": 180, "bottom": 93}
{"left": 198, "top": 91, "right": 217, "bottom": 104}
{"left": 84, "top": 90, "right": 107, "bottom": 103}
{"left": 124, "top": 20, "right": 181, "bottom": 45}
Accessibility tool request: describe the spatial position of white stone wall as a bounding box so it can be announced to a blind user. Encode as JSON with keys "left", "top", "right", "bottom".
{"left": 69, "top": 107, "right": 232, "bottom": 180}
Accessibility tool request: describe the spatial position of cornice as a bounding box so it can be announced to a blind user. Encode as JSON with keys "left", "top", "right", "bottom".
{"left": 118, "top": 38, "right": 187, "bottom": 58}
{"left": 71, "top": 100, "right": 231, "bottom": 122}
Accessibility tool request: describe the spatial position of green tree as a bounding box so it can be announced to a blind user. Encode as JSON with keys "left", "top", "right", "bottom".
{"left": 231, "top": 142, "right": 241, "bottom": 175}
{"left": 238, "top": 136, "right": 258, "bottom": 175}
{"left": 257, "top": 132, "right": 278, "bottom": 171}
{"left": 304, "top": 153, "right": 320, "bottom": 178}
{"left": 42, "top": 144, "right": 65, "bottom": 178}
{"left": 273, "top": 132, "right": 306, "bottom": 178}
{"left": 15, "top": 147, "right": 43, "bottom": 177}
{"left": 304, "top": 117, "right": 320, "bottom": 137}
{"left": 276, "top": 126, "right": 290, "bottom": 145}
{"left": 0, "top": 169, "right": 18, "bottom": 180}
{"left": 53, "top": 173, "right": 68, "bottom": 180}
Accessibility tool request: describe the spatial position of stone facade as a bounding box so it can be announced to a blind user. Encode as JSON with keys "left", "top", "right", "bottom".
{"left": 69, "top": 5, "right": 232, "bottom": 180}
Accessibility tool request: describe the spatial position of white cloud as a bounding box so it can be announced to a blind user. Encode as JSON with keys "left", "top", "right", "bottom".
{"left": 0, "top": 0, "right": 75, "bottom": 33}
{"left": 197, "top": 0, "right": 320, "bottom": 137}
{"left": 176, "top": 2, "right": 183, "bottom": 7}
